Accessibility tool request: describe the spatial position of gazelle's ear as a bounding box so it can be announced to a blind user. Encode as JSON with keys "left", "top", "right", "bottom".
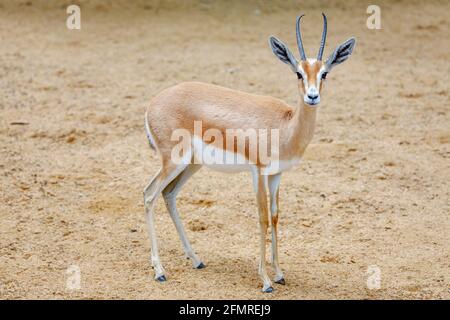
{"left": 268, "top": 36, "right": 298, "bottom": 73}
{"left": 325, "top": 37, "right": 356, "bottom": 71}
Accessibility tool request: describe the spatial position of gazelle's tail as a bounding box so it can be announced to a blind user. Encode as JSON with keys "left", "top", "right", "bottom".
{"left": 144, "top": 111, "right": 157, "bottom": 151}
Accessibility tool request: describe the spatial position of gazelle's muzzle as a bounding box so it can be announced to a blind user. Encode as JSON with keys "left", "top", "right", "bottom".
{"left": 304, "top": 87, "right": 320, "bottom": 106}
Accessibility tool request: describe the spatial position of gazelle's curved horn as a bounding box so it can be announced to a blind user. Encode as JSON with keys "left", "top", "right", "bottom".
{"left": 296, "top": 15, "right": 307, "bottom": 61}
{"left": 317, "top": 13, "right": 327, "bottom": 61}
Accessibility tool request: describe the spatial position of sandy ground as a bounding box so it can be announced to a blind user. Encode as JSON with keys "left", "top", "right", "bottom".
{"left": 0, "top": 0, "right": 449, "bottom": 299}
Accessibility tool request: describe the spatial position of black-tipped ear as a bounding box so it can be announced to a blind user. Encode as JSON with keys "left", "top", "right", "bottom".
{"left": 268, "top": 36, "right": 298, "bottom": 73}
{"left": 326, "top": 37, "right": 356, "bottom": 70}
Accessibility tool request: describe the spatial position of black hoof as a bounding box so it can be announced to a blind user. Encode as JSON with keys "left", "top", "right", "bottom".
{"left": 275, "top": 278, "right": 286, "bottom": 285}
{"left": 263, "top": 286, "right": 274, "bottom": 293}
{"left": 195, "top": 262, "right": 206, "bottom": 269}
{"left": 155, "top": 275, "right": 167, "bottom": 282}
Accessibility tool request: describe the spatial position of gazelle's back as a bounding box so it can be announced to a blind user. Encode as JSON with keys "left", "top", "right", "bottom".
{"left": 146, "top": 82, "right": 293, "bottom": 138}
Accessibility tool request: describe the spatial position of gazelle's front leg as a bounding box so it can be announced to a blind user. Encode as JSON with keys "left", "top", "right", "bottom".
{"left": 252, "top": 167, "right": 273, "bottom": 293}
{"left": 268, "top": 173, "right": 284, "bottom": 284}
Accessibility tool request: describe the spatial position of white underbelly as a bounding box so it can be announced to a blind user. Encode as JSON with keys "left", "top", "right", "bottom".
{"left": 262, "top": 158, "right": 302, "bottom": 175}
{"left": 191, "top": 136, "right": 301, "bottom": 174}
{"left": 203, "top": 163, "right": 251, "bottom": 173}
{"left": 202, "top": 158, "right": 302, "bottom": 175}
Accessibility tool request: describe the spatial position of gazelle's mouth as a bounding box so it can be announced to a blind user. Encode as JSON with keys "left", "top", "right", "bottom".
{"left": 304, "top": 96, "right": 320, "bottom": 106}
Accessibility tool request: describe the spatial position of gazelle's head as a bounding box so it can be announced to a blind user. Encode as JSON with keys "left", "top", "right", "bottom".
{"left": 269, "top": 14, "right": 356, "bottom": 106}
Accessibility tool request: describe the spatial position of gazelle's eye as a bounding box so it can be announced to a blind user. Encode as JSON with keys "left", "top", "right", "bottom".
{"left": 296, "top": 72, "right": 303, "bottom": 80}
{"left": 321, "top": 72, "right": 328, "bottom": 80}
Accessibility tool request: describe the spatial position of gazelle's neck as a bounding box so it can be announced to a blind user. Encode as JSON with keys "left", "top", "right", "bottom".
{"left": 285, "top": 99, "right": 317, "bottom": 157}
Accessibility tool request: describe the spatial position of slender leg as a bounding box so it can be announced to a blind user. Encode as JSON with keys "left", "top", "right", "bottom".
{"left": 143, "top": 164, "right": 187, "bottom": 281}
{"left": 252, "top": 167, "right": 273, "bottom": 293}
{"left": 268, "top": 173, "right": 284, "bottom": 284}
{"left": 162, "top": 164, "right": 204, "bottom": 269}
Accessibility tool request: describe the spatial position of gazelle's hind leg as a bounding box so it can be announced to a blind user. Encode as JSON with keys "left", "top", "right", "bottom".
{"left": 143, "top": 163, "right": 188, "bottom": 281}
{"left": 162, "top": 164, "right": 205, "bottom": 269}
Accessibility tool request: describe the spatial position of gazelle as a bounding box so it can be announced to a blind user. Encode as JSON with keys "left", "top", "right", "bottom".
{"left": 143, "top": 14, "right": 356, "bottom": 293}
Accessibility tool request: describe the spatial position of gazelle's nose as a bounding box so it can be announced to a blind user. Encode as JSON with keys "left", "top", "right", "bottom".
{"left": 307, "top": 87, "right": 319, "bottom": 100}
{"left": 307, "top": 92, "right": 319, "bottom": 100}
